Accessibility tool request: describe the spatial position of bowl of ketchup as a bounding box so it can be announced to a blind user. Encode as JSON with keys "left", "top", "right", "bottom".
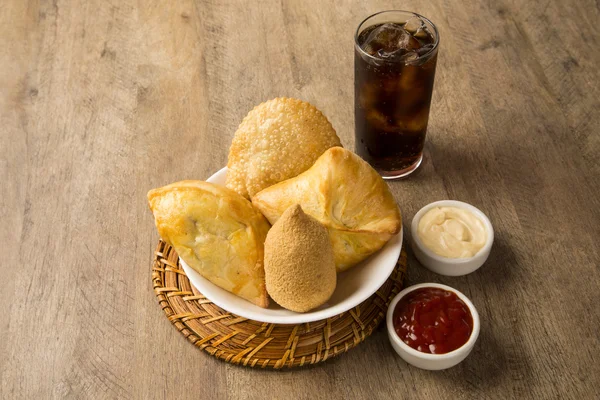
{"left": 386, "top": 283, "right": 480, "bottom": 370}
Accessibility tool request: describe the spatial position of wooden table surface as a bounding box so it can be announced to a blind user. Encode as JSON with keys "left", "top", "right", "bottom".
{"left": 2, "top": 0, "right": 599, "bottom": 399}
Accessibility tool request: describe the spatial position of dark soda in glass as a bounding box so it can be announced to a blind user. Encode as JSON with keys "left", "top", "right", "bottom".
{"left": 355, "top": 11, "right": 439, "bottom": 178}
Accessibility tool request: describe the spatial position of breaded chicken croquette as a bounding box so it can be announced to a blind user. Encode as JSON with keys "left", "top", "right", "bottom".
{"left": 226, "top": 98, "right": 341, "bottom": 199}
{"left": 264, "top": 204, "right": 336, "bottom": 312}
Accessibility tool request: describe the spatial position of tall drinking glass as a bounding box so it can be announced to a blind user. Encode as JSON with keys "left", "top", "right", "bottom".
{"left": 355, "top": 11, "right": 439, "bottom": 178}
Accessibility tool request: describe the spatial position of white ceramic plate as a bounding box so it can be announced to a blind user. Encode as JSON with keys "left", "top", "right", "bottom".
{"left": 180, "top": 167, "right": 403, "bottom": 324}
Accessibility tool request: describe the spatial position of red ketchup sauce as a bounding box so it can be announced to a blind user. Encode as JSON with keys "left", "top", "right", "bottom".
{"left": 393, "top": 287, "right": 473, "bottom": 354}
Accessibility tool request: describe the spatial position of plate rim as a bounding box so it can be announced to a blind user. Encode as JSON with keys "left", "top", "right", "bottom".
{"left": 180, "top": 167, "right": 403, "bottom": 324}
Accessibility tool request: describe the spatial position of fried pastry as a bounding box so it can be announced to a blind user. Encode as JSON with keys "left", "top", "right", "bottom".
{"left": 264, "top": 205, "right": 337, "bottom": 312}
{"left": 226, "top": 97, "right": 341, "bottom": 199}
{"left": 148, "top": 180, "right": 270, "bottom": 307}
{"left": 252, "top": 147, "right": 401, "bottom": 271}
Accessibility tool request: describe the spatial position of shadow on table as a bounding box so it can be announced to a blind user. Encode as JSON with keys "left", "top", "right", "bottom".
{"left": 477, "top": 235, "right": 518, "bottom": 289}
{"left": 432, "top": 236, "right": 533, "bottom": 390}
{"left": 429, "top": 326, "right": 530, "bottom": 390}
{"left": 402, "top": 233, "right": 519, "bottom": 292}
{"left": 401, "top": 233, "right": 532, "bottom": 388}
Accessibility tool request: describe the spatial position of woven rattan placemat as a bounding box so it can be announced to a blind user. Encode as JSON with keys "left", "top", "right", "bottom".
{"left": 152, "top": 240, "right": 407, "bottom": 369}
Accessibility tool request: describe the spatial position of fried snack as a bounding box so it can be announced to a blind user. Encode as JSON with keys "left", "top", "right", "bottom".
{"left": 253, "top": 147, "right": 401, "bottom": 271}
{"left": 226, "top": 97, "right": 341, "bottom": 199}
{"left": 264, "top": 205, "right": 336, "bottom": 312}
{"left": 148, "top": 180, "right": 270, "bottom": 307}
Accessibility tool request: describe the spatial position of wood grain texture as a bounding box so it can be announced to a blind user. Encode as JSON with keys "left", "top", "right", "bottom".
{"left": 1, "top": 0, "right": 598, "bottom": 399}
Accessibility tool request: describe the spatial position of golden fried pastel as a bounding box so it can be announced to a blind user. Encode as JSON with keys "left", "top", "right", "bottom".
{"left": 148, "top": 180, "right": 270, "bottom": 307}
{"left": 226, "top": 97, "right": 341, "bottom": 199}
{"left": 253, "top": 147, "right": 401, "bottom": 271}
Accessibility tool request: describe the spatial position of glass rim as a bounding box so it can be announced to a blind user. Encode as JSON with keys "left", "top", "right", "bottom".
{"left": 354, "top": 10, "right": 440, "bottom": 64}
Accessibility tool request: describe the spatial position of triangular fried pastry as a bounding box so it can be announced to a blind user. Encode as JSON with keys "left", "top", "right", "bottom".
{"left": 252, "top": 147, "right": 401, "bottom": 271}
{"left": 148, "top": 180, "right": 270, "bottom": 307}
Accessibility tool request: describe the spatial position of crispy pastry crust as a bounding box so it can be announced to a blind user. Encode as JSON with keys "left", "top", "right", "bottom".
{"left": 252, "top": 147, "right": 401, "bottom": 271}
{"left": 226, "top": 97, "right": 341, "bottom": 199}
{"left": 148, "top": 180, "right": 270, "bottom": 307}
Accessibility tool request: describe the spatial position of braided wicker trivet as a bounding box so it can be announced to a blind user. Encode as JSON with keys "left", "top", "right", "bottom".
{"left": 152, "top": 240, "right": 407, "bottom": 369}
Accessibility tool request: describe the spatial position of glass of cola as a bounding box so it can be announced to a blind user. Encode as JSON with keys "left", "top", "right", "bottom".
{"left": 355, "top": 11, "right": 439, "bottom": 178}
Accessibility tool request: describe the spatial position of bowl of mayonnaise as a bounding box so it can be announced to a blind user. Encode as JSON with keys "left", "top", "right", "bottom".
{"left": 410, "top": 200, "right": 494, "bottom": 276}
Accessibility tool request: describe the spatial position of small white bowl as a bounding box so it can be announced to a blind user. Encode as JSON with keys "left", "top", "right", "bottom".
{"left": 386, "top": 283, "right": 480, "bottom": 370}
{"left": 410, "top": 200, "right": 494, "bottom": 276}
